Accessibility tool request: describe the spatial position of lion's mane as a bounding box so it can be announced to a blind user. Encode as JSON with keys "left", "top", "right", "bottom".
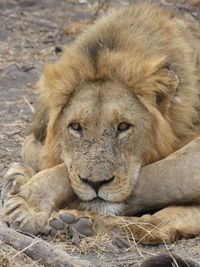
{"left": 32, "top": 4, "right": 200, "bottom": 170}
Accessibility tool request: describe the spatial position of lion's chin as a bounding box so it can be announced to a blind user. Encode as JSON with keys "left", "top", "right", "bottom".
{"left": 79, "top": 198, "right": 126, "bottom": 216}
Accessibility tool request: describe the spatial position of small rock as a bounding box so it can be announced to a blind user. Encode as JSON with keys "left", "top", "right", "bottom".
{"left": 55, "top": 46, "right": 62, "bottom": 54}
{"left": 78, "top": 0, "right": 88, "bottom": 4}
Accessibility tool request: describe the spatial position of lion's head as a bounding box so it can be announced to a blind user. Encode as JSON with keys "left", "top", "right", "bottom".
{"left": 59, "top": 81, "right": 150, "bottom": 204}
{"left": 34, "top": 5, "right": 199, "bottom": 215}
{"left": 38, "top": 68, "right": 179, "bottom": 215}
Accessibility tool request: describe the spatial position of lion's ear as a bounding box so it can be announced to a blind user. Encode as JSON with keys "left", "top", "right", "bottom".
{"left": 154, "top": 63, "right": 179, "bottom": 114}
{"left": 137, "top": 61, "right": 179, "bottom": 115}
{"left": 135, "top": 60, "right": 179, "bottom": 116}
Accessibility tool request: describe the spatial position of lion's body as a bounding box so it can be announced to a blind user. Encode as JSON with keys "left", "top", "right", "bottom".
{"left": 3, "top": 4, "right": 200, "bottom": 244}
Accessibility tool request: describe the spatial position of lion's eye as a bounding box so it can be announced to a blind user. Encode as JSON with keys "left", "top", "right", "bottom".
{"left": 117, "top": 122, "right": 131, "bottom": 134}
{"left": 69, "top": 122, "right": 82, "bottom": 132}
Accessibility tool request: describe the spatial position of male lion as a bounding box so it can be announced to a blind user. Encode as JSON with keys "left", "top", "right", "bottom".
{"left": 3, "top": 3, "right": 200, "bottom": 244}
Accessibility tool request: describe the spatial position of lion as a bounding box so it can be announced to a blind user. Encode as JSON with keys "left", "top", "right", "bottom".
{"left": 3, "top": 3, "right": 200, "bottom": 245}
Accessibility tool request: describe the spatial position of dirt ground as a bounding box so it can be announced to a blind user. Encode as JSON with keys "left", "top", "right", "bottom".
{"left": 0, "top": 0, "right": 200, "bottom": 266}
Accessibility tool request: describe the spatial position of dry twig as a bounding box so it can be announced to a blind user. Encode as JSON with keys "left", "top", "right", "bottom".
{"left": 0, "top": 226, "right": 92, "bottom": 267}
{"left": 92, "top": 0, "right": 110, "bottom": 21}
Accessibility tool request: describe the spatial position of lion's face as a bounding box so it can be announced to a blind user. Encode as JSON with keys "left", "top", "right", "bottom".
{"left": 58, "top": 80, "right": 153, "bottom": 213}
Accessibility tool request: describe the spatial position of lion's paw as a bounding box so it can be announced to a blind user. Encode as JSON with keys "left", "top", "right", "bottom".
{"left": 49, "top": 210, "right": 93, "bottom": 244}
{"left": 3, "top": 162, "right": 34, "bottom": 197}
{"left": 3, "top": 196, "right": 49, "bottom": 234}
{"left": 126, "top": 214, "right": 178, "bottom": 245}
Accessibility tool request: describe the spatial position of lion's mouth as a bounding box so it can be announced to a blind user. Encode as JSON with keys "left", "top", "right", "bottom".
{"left": 90, "top": 196, "right": 105, "bottom": 202}
{"left": 79, "top": 198, "right": 126, "bottom": 215}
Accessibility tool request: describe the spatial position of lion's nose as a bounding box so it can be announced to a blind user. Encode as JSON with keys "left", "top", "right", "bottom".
{"left": 79, "top": 176, "right": 115, "bottom": 193}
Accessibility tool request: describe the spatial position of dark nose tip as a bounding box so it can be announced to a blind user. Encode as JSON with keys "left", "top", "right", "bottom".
{"left": 79, "top": 176, "right": 115, "bottom": 193}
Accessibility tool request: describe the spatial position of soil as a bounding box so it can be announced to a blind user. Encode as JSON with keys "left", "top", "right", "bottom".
{"left": 0, "top": 0, "right": 200, "bottom": 266}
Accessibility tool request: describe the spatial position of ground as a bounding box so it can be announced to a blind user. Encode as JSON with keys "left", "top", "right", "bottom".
{"left": 0, "top": 0, "right": 200, "bottom": 266}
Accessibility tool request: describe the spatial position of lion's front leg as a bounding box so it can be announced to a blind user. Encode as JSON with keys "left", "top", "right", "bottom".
{"left": 48, "top": 209, "right": 167, "bottom": 244}
{"left": 121, "top": 205, "right": 200, "bottom": 245}
{"left": 103, "top": 205, "right": 200, "bottom": 245}
{"left": 49, "top": 205, "right": 200, "bottom": 245}
{"left": 126, "top": 137, "right": 200, "bottom": 215}
{"left": 1, "top": 133, "right": 45, "bottom": 203}
{"left": 3, "top": 164, "right": 75, "bottom": 234}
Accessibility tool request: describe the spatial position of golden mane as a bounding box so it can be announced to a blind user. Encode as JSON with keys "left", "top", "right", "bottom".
{"left": 36, "top": 4, "right": 200, "bottom": 169}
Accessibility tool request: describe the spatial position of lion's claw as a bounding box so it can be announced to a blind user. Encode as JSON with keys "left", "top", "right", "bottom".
{"left": 3, "top": 196, "right": 50, "bottom": 234}
{"left": 4, "top": 197, "right": 26, "bottom": 215}
{"left": 49, "top": 212, "right": 93, "bottom": 244}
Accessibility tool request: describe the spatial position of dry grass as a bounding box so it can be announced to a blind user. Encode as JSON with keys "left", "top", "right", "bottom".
{"left": 51, "top": 230, "right": 113, "bottom": 258}
{"left": 0, "top": 241, "right": 42, "bottom": 267}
